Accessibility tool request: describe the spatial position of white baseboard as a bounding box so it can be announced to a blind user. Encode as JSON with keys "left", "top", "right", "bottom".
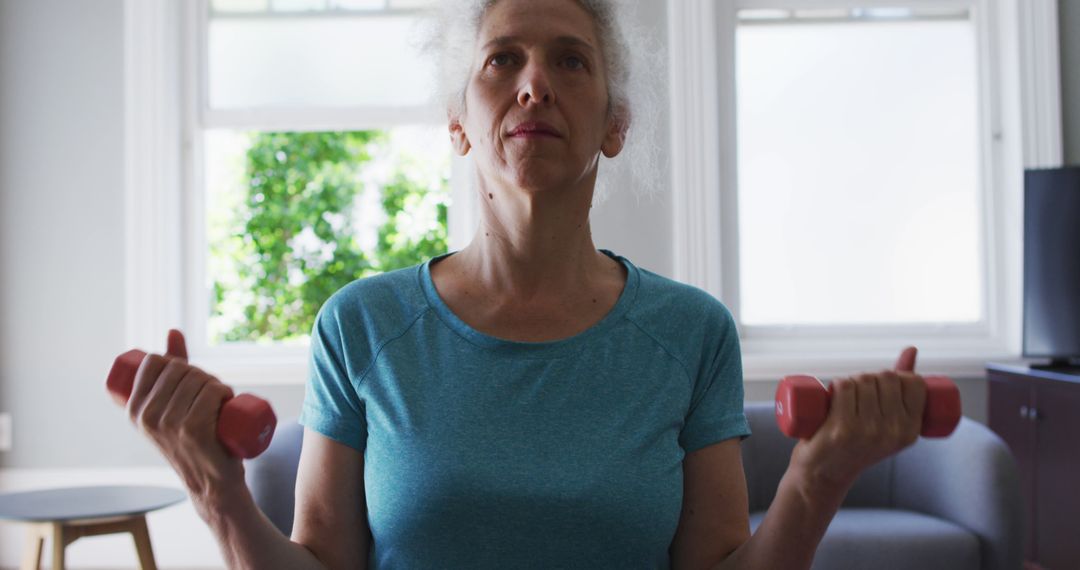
{"left": 0, "top": 467, "right": 225, "bottom": 569}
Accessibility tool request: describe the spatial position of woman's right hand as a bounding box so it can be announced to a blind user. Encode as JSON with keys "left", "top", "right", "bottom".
{"left": 125, "top": 329, "right": 246, "bottom": 522}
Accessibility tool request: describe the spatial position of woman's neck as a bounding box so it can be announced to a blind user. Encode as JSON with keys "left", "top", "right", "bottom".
{"left": 451, "top": 176, "right": 615, "bottom": 303}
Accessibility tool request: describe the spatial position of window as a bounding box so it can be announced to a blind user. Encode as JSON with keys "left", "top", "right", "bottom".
{"left": 735, "top": 7, "right": 982, "bottom": 327}
{"left": 669, "top": 0, "right": 1063, "bottom": 378}
{"left": 177, "top": 0, "right": 467, "bottom": 381}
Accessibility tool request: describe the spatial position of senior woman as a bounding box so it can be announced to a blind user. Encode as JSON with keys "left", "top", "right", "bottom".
{"left": 125, "top": 0, "right": 930, "bottom": 568}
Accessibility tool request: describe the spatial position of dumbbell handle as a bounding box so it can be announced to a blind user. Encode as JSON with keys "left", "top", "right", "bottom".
{"left": 106, "top": 349, "right": 277, "bottom": 459}
{"left": 775, "top": 374, "right": 962, "bottom": 439}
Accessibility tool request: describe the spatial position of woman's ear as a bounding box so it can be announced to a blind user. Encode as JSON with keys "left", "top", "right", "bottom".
{"left": 449, "top": 112, "right": 472, "bottom": 156}
{"left": 600, "top": 109, "right": 629, "bottom": 158}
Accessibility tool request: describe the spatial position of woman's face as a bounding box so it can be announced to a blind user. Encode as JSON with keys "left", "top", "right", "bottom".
{"left": 449, "top": 0, "right": 626, "bottom": 195}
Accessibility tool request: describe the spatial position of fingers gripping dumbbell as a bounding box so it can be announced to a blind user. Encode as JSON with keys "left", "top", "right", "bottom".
{"left": 106, "top": 349, "right": 277, "bottom": 459}
{"left": 774, "top": 374, "right": 962, "bottom": 439}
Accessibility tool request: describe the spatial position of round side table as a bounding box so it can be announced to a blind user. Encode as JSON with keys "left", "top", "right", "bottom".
{"left": 0, "top": 485, "right": 186, "bottom": 570}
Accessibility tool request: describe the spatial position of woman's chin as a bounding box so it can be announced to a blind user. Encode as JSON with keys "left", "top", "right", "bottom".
{"left": 504, "top": 161, "right": 590, "bottom": 195}
{"left": 510, "top": 175, "right": 575, "bottom": 196}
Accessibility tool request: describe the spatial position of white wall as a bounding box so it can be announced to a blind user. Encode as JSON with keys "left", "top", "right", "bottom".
{"left": 0, "top": 0, "right": 134, "bottom": 469}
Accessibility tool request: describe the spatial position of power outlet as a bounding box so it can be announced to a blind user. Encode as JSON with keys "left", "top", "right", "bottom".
{"left": 0, "top": 413, "right": 11, "bottom": 452}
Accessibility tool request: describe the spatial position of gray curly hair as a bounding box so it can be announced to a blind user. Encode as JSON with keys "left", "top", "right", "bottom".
{"left": 417, "top": 0, "right": 662, "bottom": 206}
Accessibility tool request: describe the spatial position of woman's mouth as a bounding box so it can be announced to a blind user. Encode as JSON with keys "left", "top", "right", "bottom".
{"left": 508, "top": 121, "right": 562, "bottom": 139}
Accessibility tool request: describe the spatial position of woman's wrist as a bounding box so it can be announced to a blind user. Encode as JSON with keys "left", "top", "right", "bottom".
{"left": 195, "top": 475, "right": 325, "bottom": 570}
{"left": 712, "top": 447, "right": 856, "bottom": 570}
{"left": 195, "top": 475, "right": 255, "bottom": 528}
{"left": 784, "top": 447, "right": 855, "bottom": 510}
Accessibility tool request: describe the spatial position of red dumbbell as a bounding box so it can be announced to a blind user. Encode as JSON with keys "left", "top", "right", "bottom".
{"left": 106, "top": 349, "right": 277, "bottom": 459}
{"left": 775, "top": 374, "right": 962, "bottom": 439}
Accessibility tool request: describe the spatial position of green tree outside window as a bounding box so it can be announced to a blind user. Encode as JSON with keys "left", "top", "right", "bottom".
{"left": 208, "top": 129, "right": 450, "bottom": 344}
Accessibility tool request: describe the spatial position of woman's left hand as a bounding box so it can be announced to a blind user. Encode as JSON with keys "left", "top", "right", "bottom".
{"left": 787, "top": 346, "right": 929, "bottom": 496}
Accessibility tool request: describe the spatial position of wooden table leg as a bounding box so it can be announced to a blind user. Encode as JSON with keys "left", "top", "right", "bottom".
{"left": 13, "top": 514, "right": 160, "bottom": 570}
{"left": 20, "top": 523, "right": 46, "bottom": 570}
{"left": 130, "top": 515, "right": 158, "bottom": 570}
{"left": 50, "top": 522, "right": 65, "bottom": 570}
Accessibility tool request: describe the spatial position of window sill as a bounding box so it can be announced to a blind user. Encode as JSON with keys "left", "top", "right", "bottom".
{"left": 742, "top": 350, "right": 1019, "bottom": 382}
{"left": 192, "top": 353, "right": 309, "bottom": 387}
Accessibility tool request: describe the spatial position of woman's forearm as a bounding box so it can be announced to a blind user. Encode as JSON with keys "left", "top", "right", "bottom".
{"left": 202, "top": 482, "right": 333, "bottom": 570}
{"left": 712, "top": 462, "right": 851, "bottom": 570}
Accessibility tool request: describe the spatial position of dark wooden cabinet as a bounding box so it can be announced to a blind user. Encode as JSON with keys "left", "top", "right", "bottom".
{"left": 987, "top": 363, "right": 1080, "bottom": 569}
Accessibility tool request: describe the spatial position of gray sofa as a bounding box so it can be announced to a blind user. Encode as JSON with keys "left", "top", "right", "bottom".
{"left": 246, "top": 403, "right": 1024, "bottom": 569}
{"left": 742, "top": 402, "right": 1023, "bottom": 570}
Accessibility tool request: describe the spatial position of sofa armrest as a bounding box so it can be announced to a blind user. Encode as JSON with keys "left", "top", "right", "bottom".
{"left": 244, "top": 418, "right": 304, "bottom": 536}
{"left": 892, "top": 417, "right": 1024, "bottom": 570}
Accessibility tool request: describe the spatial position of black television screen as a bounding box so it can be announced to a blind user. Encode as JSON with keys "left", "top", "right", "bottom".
{"left": 1023, "top": 166, "right": 1080, "bottom": 364}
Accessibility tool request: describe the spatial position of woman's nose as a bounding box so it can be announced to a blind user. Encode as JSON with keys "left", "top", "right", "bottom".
{"left": 517, "top": 62, "right": 555, "bottom": 106}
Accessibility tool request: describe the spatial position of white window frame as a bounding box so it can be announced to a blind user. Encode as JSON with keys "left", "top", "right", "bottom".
{"left": 668, "top": 0, "right": 1063, "bottom": 380}
{"left": 125, "top": 0, "right": 475, "bottom": 385}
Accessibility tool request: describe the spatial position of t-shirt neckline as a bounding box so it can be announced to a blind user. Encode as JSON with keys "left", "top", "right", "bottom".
{"left": 418, "top": 249, "right": 639, "bottom": 357}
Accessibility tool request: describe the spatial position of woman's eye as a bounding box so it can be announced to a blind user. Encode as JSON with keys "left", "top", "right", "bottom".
{"left": 563, "top": 56, "right": 586, "bottom": 70}
{"left": 489, "top": 53, "right": 514, "bottom": 67}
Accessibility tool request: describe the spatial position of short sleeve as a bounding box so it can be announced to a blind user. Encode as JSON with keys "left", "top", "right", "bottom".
{"left": 678, "top": 306, "right": 751, "bottom": 453}
{"left": 297, "top": 300, "right": 368, "bottom": 453}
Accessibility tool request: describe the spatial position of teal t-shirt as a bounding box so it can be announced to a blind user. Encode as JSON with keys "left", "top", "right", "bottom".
{"left": 298, "top": 249, "right": 751, "bottom": 569}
